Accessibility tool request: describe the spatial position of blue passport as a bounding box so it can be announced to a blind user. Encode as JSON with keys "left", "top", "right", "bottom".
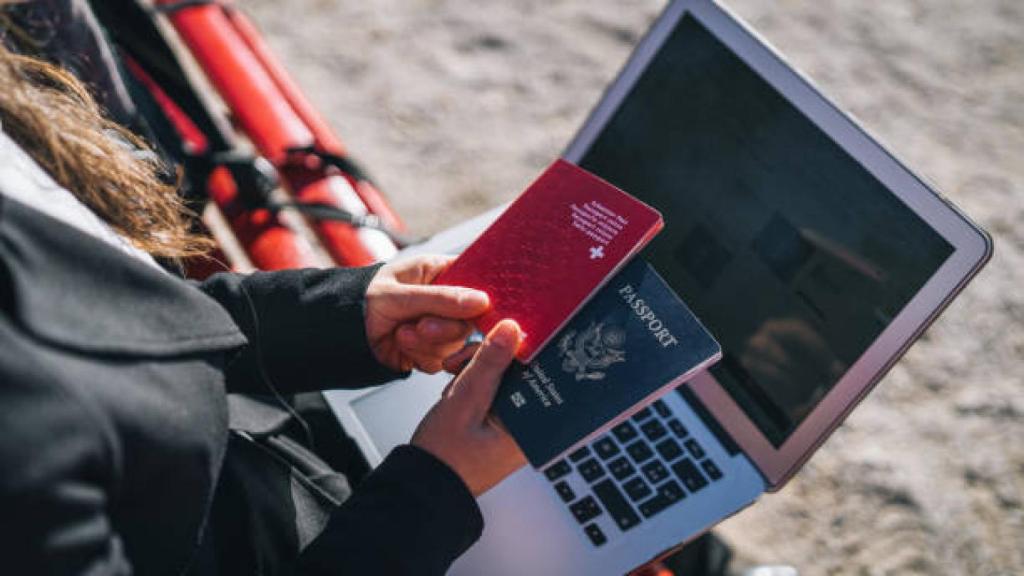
{"left": 493, "top": 258, "right": 721, "bottom": 468}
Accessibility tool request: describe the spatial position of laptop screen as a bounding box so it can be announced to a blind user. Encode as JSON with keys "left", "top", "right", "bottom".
{"left": 577, "top": 14, "right": 953, "bottom": 447}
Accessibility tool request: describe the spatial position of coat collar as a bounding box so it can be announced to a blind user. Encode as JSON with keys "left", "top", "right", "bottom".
{"left": 0, "top": 194, "right": 247, "bottom": 356}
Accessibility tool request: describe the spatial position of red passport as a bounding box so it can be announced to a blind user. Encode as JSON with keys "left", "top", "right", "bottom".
{"left": 434, "top": 159, "right": 663, "bottom": 362}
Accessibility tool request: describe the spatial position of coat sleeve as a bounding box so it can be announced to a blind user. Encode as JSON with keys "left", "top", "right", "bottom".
{"left": 198, "top": 265, "right": 408, "bottom": 395}
{"left": 298, "top": 445, "right": 484, "bottom": 575}
{"left": 0, "top": 329, "right": 132, "bottom": 575}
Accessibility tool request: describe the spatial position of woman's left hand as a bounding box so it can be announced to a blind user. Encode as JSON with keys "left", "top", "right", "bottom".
{"left": 365, "top": 255, "right": 489, "bottom": 373}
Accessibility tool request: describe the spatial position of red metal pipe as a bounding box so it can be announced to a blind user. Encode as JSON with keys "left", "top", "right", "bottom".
{"left": 224, "top": 8, "right": 344, "bottom": 156}
{"left": 124, "top": 55, "right": 320, "bottom": 271}
{"left": 155, "top": 3, "right": 312, "bottom": 162}
{"left": 225, "top": 7, "right": 405, "bottom": 232}
{"left": 156, "top": 0, "right": 394, "bottom": 266}
{"left": 206, "top": 167, "right": 319, "bottom": 270}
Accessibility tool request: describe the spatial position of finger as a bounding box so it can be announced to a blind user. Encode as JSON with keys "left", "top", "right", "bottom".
{"left": 404, "top": 344, "right": 468, "bottom": 374}
{"left": 390, "top": 254, "right": 458, "bottom": 284}
{"left": 450, "top": 319, "right": 522, "bottom": 420}
{"left": 416, "top": 254, "right": 458, "bottom": 284}
{"left": 396, "top": 324, "right": 420, "bottom": 348}
{"left": 416, "top": 316, "right": 474, "bottom": 344}
{"left": 442, "top": 376, "right": 458, "bottom": 399}
{"left": 483, "top": 416, "right": 528, "bottom": 474}
{"left": 486, "top": 412, "right": 513, "bottom": 435}
{"left": 410, "top": 356, "right": 445, "bottom": 374}
{"left": 389, "top": 283, "right": 490, "bottom": 321}
{"left": 442, "top": 342, "right": 481, "bottom": 374}
{"left": 397, "top": 322, "right": 453, "bottom": 350}
{"left": 397, "top": 325, "right": 474, "bottom": 365}
{"left": 497, "top": 430, "right": 527, "bottom": 470}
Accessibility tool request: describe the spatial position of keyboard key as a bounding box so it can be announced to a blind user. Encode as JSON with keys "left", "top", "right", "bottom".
{"left": 593, "top": 479, "right": 641, "bottom": 531}
{"left": 631, "top": 407, "right": 653, "bottom": 423}
{"left": 626, "top": 441, "right": 654, "bottom": 464}
{"left": 658, "top": 480, "right": 686, "bottom": 503}
{"left": 655, "top": 438, "right": 683, "bottom": 461}
{"left": 671, "top": 458, "right": 709, "bottom": 493}
{"left": 640, "top": 419, "right": 667, "bottom": 442}
{"left": 653, "top": 399, "right": 672, "bottom": 418}
{"left": 623, "top": 477, "right": 653, "bottom": 502}
{"left": 569, "top": 446, "right": 592, "bottom": 463}
{"left": 638, "top": 493, "right": 675, "bottom": 518}
{"left": 593, "top": 436, "right": 620, "bottom": 460}
{"left": 569, "top": 496, "right": 602, "bottom": 524}
{"left": 701, "top": 459, "right": 724, "bottom": 481}
{"left": 668, "top": 418, "right": 689, "bottom": 438}
{"left": 554, "top": 481, "right": 575, "bottom": 502}
{"left": 641, "top": 460, "right": 670, "bottom": 484}
{"left": 584, "top": 523, "right": 607, "bottom": 547}
{"left": 612, "top": 421, "right": 639, "bottom": 443}
{"left": 684, "top": 438, "right": 706, "bottom": 459}
{"left": 578, "top": 458, "right": 606, "bottom": 483}
{"left": 608, "top": 456, "right": 635, "bottom": 480}
{"left": 545, "top": 460, "right": 571, "bottom": 482}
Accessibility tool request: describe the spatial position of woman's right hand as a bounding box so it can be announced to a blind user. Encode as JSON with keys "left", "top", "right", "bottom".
{"left": 411, "top": 320, "right": 527, "bottom": 497}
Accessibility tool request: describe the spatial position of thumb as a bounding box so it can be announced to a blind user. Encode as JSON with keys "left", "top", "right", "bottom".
{"left": 389, "top": 283, "right": 490, "bottom": 321}
{"left": 451, "top": 320, "right": 522, "bottom": 420}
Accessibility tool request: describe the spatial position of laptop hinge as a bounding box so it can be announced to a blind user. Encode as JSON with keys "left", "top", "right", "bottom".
{"left": 679, "top": 384, "right": 742, "bottom": 456}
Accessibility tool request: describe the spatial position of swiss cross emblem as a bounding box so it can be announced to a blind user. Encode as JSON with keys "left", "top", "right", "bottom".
{"left": 589, "top": 245, "right": 605, "bottom": 260}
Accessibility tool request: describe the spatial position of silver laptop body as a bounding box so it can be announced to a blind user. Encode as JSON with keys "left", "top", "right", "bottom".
{"left": 325, "top": 1, "right": 991, "bottom": 574}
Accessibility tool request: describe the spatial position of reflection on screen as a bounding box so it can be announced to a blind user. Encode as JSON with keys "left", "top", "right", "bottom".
{"left": 579, "top": 14, "right": 952, "bottom": 446}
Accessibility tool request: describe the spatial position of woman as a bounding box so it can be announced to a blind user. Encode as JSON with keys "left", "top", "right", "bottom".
{"left": 0, "top": 27, "right": 525, "bottom": 576}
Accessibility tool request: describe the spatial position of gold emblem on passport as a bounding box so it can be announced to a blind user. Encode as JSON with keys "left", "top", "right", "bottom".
{"left": 558, "top": 322, "right": 627, "bottom": 381}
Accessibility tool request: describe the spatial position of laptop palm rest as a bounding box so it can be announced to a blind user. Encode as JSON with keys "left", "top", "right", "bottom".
{"left": 325, "top": 375, "right": 766, "bottom": 575}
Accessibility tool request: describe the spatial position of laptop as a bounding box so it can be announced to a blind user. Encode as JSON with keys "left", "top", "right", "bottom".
{"left": 324, "top": 0, "right": 992, "bottom": 573}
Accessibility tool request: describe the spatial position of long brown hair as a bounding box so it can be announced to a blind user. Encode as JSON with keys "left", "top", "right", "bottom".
{"left": 0, "top": 38, "right": 212, "bottom": 258}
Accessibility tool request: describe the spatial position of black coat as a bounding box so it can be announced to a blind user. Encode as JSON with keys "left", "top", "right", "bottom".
{"left": 0, "top": 195, "right": 482, "bottom": 575}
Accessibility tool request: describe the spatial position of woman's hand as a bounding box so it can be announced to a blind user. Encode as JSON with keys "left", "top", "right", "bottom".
{"left": 412, "top": 320, "right": 527, "bottom": 496}
{"left": 365, "top": 255, "right": 489, "bottom": 373}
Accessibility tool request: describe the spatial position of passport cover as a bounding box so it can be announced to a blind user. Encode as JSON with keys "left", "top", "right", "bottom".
{"left": 433, "top": 159, "right": 663, "bottom": 362}
{"left": 492, "top": 259, "right": 721, "bottom": 468}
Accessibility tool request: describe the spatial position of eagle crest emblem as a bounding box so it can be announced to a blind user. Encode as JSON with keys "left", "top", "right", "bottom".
{"left": 557, "top": 322, "right": 626, "bottom": 381}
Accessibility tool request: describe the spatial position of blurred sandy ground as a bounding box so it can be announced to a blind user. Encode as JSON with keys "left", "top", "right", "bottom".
{"left": 244, "top": 1, "right": 1022, "bottom": 573}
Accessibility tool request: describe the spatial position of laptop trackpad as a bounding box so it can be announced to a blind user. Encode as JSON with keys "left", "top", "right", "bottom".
{"left": 349, "top": 371, "right": 449, "bottom": 458}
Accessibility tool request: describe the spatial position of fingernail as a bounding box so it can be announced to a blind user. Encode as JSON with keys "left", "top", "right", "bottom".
{"left": 459, "top": 288, "right": 490, "bottom": 309}
{"left": 489, "top": 319, "right": 522, "bottom": 350}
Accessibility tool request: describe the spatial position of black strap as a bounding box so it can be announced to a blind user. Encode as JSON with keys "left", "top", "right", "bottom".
{"left": 281, "top": 146, "right": 421, "bottom": 246}
{"left": 264, "top": 201, "right": 420, "bottom": 248}
{"left": 151, "top": 0, "right": 221, "bottom": 14}
{"left": 192, "top": 151, "right": 420, "bottom": 247}
{"left": 285, "top": 145, "right": 375, "bottom": 186}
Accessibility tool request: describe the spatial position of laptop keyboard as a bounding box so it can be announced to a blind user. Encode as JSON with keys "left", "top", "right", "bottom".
{"left": 542, "top": 398, "right": 725, "bottom": 547}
